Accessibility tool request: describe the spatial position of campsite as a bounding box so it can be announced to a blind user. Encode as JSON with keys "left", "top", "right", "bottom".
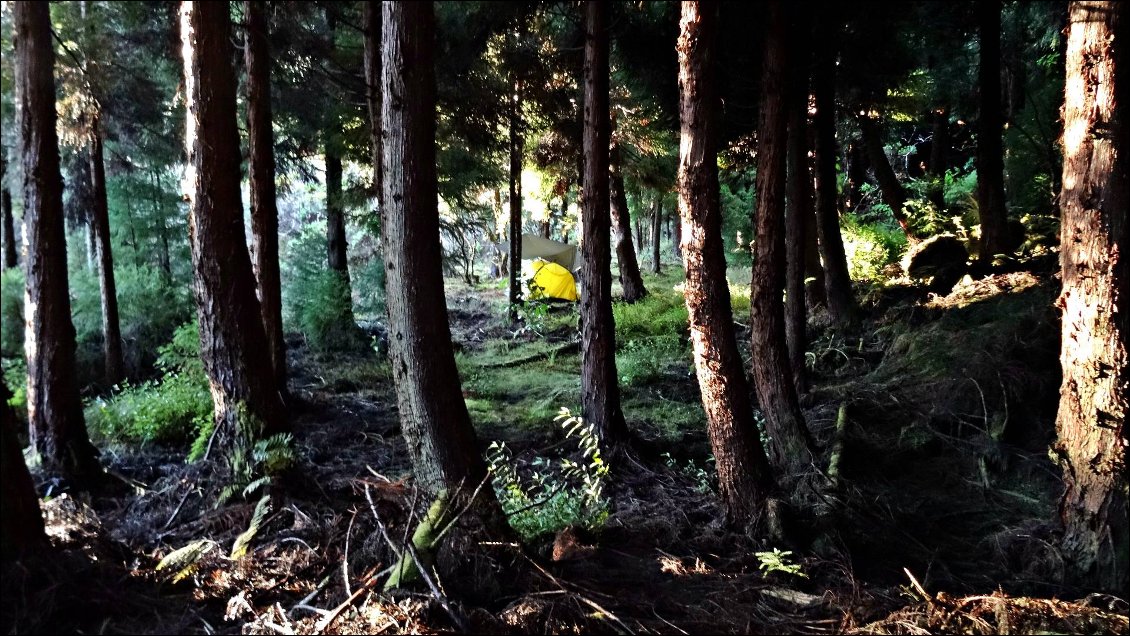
{"left": 1, "top": 1, "right": 1127, "bottom": 634}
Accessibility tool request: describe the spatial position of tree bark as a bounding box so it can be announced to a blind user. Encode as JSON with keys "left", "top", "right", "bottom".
{"left": 15, "top": 1, "right": 101, "bottom": 482}
{"left": 845, "top": 140, "right": 867, "bottom": 212}
{"left": 651, "top": 196, "right": 661, "bottom": 274}
{"left": 750, "top": 0, "right": 816, "bottom": 472}
{"left": 1, "top": 157, "right": 16, "bottom": 270}
{"left": 785, "top": 25, "right": 812, "bottom": 396}
{"left": 812, "top": 23, "right": 857, "bottom": 326}
{"left": 180, "top": 0, "right": 286, "bottom": 440}
{"left": 508, "top": 75, "right": 523, "bottom": 323}
{"left": 88, "top": 118, "right": 125, "bottom": 386}
{"left": 581, "top": 1, "right": 630, "bottom": 448}
{"left": 246, "top": 0, "right": 287, "bottom": 400}
{"left": 976, "top": 0, "right": 1011, "bottom": 261}
{"left": 928, "top": 107, "right": 949, "bottom": 210}
{"left": 858, "top": 115, "right": 913, "bottom": 240}
{"left": 1, "top": 376, "right": 46, "bottom": 562}
{"left": 380, "top": 0, "right": 494, "bottom": 495}
{"left": 678, "top": 1, "right": 776, "bottom": 524}
{"left": 609, "top": 135, "right": 648, "bottom": 302}
{"left": 1054, "top": 0, "right": 1128, "bottom": 594}
{"left": 364, "top": 1, "right": 382, "bottom": 211}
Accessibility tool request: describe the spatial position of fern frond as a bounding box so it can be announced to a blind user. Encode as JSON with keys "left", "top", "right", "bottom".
{"left": 231, "top": 495, "right": 272, "bottom": 559}
{"left": 156, "top": 539, "right": 216, "bottom": 582}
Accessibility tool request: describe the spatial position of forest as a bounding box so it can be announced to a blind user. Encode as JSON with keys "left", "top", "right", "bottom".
{"left": 0, "top": 0, "right": 1126, "bottom": 634}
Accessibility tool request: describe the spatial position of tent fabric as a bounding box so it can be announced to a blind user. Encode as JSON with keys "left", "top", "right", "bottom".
{"left": 520, "top": 234, "right": 579, "bottom": 272}
{"left": 524, "top": 258, "right": 578, "bottom": 302}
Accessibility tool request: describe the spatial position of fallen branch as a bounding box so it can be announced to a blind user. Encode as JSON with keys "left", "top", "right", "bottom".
{"left": 481, "top": 340, "right": 579, "bottom": 368}
{"left": 826, "top": 402, "right": 849, "bottom": 489}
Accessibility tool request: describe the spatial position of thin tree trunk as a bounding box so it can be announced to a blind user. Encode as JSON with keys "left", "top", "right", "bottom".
{"left": 672, "top": 205, "right": 682, "bottom": 259}
{"left": 750, "top": 0, "right": 815, "bottom": 472}
{"left": 812, "top": 24, "right": 857, "bottom": 326}
{"left": 89, "top": 118, "right": 124, "bottom": 386}
{"left": 858, "top": 115, "right": 913, "bottom": 239}
{"left": 180, "top": 0, "right": 286, "bottom": 441}
{"left": 1, "top": 376, "right": 46, "bottom": 562}
{"left": 380, "top": 0, "right": 494, "bottom": 495}
{"left": 245, "top": 0, "right": 287, "bottom": 400}
{"left": 581, "top": 1, "right": 629, "bottom": 448}
{"left": 803, "top": 184, "right": 826, "bottom": 310}
{"left": 845, "top": 140, "right": 867, "bottom": 212}
{"left": 1, "top": 157, "right": 16, "bottom": 270}
{"left": 15, "top": 1, "right": 101, "bottom": 482}
{"left": 1055, "top": 0, "right": 1128, "bottom": 594}
{"left": 364, "top": 1, "right": 382, "bottom": 211}
{"left": 651, "top": 195, "right": 661, "bottom": 274}
{"left": 508, "top": 76, "right": 523, "bottom": 322}
{"left": 928, "top": 107, "right": 949, "bottom": 210}
{"left": 785, "top": 24, "right": 811, "bottom": 396}
{"left": 609, "top": 135, "right": 648, "bottom": 302}
{"left": 678, "top": 1, "right": 776, "bottom": 525}
{"left": 976, "top": 0, "right": 1011, "bottom": 261}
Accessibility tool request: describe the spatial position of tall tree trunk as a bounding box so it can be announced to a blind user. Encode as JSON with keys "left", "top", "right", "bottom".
{"left": 976, "top": 0, "right": 1011, "bottom": 261}
{"left": 858, "top": 115, "right": 913, "bottom": 239}
{"left": 845, "top": 140, "right": 867, "bottom": 212}
{"left": 609, "top": 136, "right": 648, "bottom": 302}
{"left": 380, "top": 0, "right": 494, "bottom": 495}
{"left": 15, "top": 2, "right": 101, "bottom": 482}
{"left": 364, "top": 1, "right": 382, "bottom": 210}
{"left": 678, "top": 1, "right": 776, "bottom": 524}
{"left": 245, "top": 0, "right": 287, "bottom": 400}
{"left": 1055, "top": 0, "right": 1128, "bottom": 594}
{"left": 1, "top": 376, "right": 46, "bottom": 562}
{"left": 750, "top": 0, "right": 815, "bottom": 472}
{"left": 672, "top": 205, "right": 682, "bottom": 259}
{"left": 928, "top": 107, "right": 949, "bottom": 210}
{"left": 180, "top": 0, "right": 286, "bottom": 442}
{"left": 89, "top": 118, "right": 124, "bottom": 386}
{"left": 651, "top": 196, "right": 661, "bottom": 274}
{"left": 803, "top": 185, "right": 826, "bottom": 310}
{"left": 1, "top": 157, "right": 16, "bottom": 269}
{"left": 581, "top": 1, "right": 629, "bottom": 448}
{"left": 325, "top": 149, "right": 348, "bottom": 272}
{"left": 812, "top": 24, "right": 858, "bottom": 326}
{"left": 785, "top": 23, "right": 812, "bottom": 396}
{"left": 508, "top": 76, "right": 523, "bottom": 323}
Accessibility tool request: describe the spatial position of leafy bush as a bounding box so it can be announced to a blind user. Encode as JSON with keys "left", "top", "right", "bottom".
{"left": 281, "top": 224, "right": 364, "bottom": 351}
{"left": 841, "top": 214, "right": 908, "bottom": 281}
{"left": 0, "top": 268, "right": 23, "bottom": 358}
{"left": 613, "top": 290, "right": 689, "bottom": 346}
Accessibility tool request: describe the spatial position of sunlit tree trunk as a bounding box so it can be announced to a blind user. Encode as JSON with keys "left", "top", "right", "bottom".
{"left": 976, "top": 0, "right": 1011, "bottom": 261}
{"left": 1054, "top": 0, "right": 1128, "bottom": 594}
{"left": 88, "top": 117, "right": 124, "bottom": 386}
{"left": 1, "top": 157, "right": 16, "bottom": 270}
{"left": 750, "top": 0, "right": 816, "bottom": 472}
{"left": 380, "top": 0, "right": 495, "bottom": 494}
{"left": 245, "top": 0, "right": 287, "bottom": 400}
{"left": 858, "top": 115, "right": 913, "bottom": 240}
{"left": 508, "top": 74, "right": 524, "bottom": 323}
{"left": 581, "top": 1, "right": 629, "bottom": 448}
{"left": 1, "top": 376, "right": 46, "bottom": 562}
{"left": 180, "top": 0, "right": 286, "bottom": 441}
{"left": 678, "top": 1, "right": 776, "bottom": 524}
{"left": 609, "top": 133, "right": 647, "bottom": 302}
{"left": 15, "top": 1, "right": 101, "bottom": 482}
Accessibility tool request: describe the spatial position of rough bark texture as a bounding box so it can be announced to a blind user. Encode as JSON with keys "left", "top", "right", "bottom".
{"left": 1, "top": 376, "right": 46, "bottom": 562}
{"left": 859, "top": 115, "right": 913, "bottom": 240}
{"left": 651, "top": 196, "right": 661, "bottom": 274}
{"left": 381, "top": 1, "right": 491, "bottom": 494}
{"left": 88, "top": 120, "right": 124, "bottom": 386}
{"left": 785, "top": 31, "right": 812, "bottom": 396}
{"left": 246, "top": 0, "right": 287, "bottom": 399}
{"left": 15, "top": 2, "right": 101, "bottom": 482}
{"left": 325, "top": 150, "right": 348, "bottom": 273}
{"left": 180, "top": 0, "right": 286, "bottom": 439}
{"left": 609, "top": 136, "right": 648, "bottom": 302}
{"left": 812, "top": 29, "right": 857, "bottom": 326}
{"left": 678, "top": 1, "right": 775, "bottom": 524}
{"left": 750, "top": 0, "right": 816, "bottom": 472}
{"left": 976, "top": 0, "right": 1011, "bottom": 261}
{"left": 1, "top": 157, "right": 16, "bottom": 269}
{"left": 1055, "top": 0, "right": 1128, "bottom": 594}
{"left": 580, "top": 1, "right": 629, "bottom": 448}
{"left": 364, "top": 2, "right": 382, "bottom": 209}
{"left": 508, "top": 76, "right": 523, "bottom": 323}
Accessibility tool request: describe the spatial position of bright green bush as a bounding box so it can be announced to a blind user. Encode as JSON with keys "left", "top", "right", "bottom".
{"left": 0, "top": 268, "right": 23, "bottom": 358}
{"left": 841, "top": 214, "right": 908, "bottom": 281}
{"left": 281, "top": 224, "right": 364, "bottom": 351}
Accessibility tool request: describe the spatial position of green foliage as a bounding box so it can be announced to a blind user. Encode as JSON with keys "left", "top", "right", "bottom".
{"left": 281, "top": 224, "right": 363, "bottom": 351}
{"left": 486, "top": 408, "right": 610, "bottom": 541}
{"left": 719, "top": 175, "right": 755, "bottom": 266}
{"left": 612, "top": 290, "right": 688, "bottom": 347}
{"left": 0, "top": 267, "right": 23, "bottom": 358}
{"left": 217, "top": 406, "right": 296, "bottom": 506}
{"left": 662, "top": 453, "right": 715, "bottom": 494}
{"left": 2, "top": 357, "right": 27, "bottom": 418}
{"left": 230, "top": 495, "right": 272, "bottom": 559}
{"left": 840, "top": 214, "right": 908, "bottom": 281}
{"left": 155, "top": 539, "right": 218, "bottom": 584}
{"left": 755, "top": 548, "right": 807, "bottom": 578}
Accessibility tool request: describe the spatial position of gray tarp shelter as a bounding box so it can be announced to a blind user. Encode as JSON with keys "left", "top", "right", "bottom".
{"left": 519, "top": 234, "right": 579, "bottom": 272}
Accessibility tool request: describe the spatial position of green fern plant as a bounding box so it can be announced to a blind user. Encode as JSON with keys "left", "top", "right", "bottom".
{"left": 217, "top": 405, "right": 296, "bottom": 506}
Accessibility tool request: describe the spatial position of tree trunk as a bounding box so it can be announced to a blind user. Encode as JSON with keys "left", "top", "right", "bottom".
{"left": 812, "top": 24, "right": 858, "bottom": 326}
{"left": 845, "top": 140, "right": 867, "bottom": 212}
{"left": 785, "top": 26, "right": 812, "bottom": 396}
{"left": 325, "top": 149, "right": 348, "bottom": 272}
{"left": 245, "top": 0, "right": 287, "bottom": 400}
{"left": 928, "top": 107, "right": 949, "bottom": 210}
{"left": 651, "top": 196, "right": 661, "bottom": 274}
{"left": 750, "top": 0, "right": 815, "bottom": 472}
{"left": 88, "top": 119, "right": 125, "bottom": 386}
{"left": 380, "top": 0, "right": 494, "bottom": 495}
{"left": 508, "top": 76, "right": 523, "bottom": 323}
{"left": 609, "top": 136, "right": 648, "bottom": 302}
{"left": 1054, "top": 0, "right": 1128, "bottom": 594}
{"left": 581, "top": 1, "right": 630, "bottom": 448}
{"left": 678, "top": 1, "right": 776, "bottom": 524}
{"left": 15, "top": 1, "right": 101, "bottom": 483}
{"left": 1, "top": 157, "right": 16, "bottom": 270}
{"left": 803, "top": 185, "right": 826, "bottom": 310}
{"left": 976, "top": 0, "right": 1011, "bottom": 261}
{"left": 1, "top": 376, "right": 46, "bottom": 562}
{"left": 180, "top": 0, "right": 286, "bottom": 441}
{"left": 364, "top": 1, "right": 382, "bottom": 209}
{"left": 858, "top": 115, "right": 913, "bottom": 239}
{"left": 672, "top": 205, "right": 682, "bottom": 259}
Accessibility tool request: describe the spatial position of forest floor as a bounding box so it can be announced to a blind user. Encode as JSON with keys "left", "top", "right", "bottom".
{"left": 3, "top": 262, "right": 1129, "bottom": 635}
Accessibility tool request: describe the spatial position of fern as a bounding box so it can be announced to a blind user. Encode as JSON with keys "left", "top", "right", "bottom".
{"left": 156, "top": 539, "right": 217, "bottom": 583}
{"left": 230, "top": 496, "right": 272, "bottom": 559}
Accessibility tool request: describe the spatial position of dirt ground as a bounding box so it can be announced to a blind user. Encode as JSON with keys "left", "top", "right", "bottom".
{"left": 2, "top": 270, "right": 1127, "bottom": 635}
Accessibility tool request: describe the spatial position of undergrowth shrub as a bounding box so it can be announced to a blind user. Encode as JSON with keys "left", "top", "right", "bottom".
{"left": 841, "top": 214, "right": 908, "bottom": 281}
{"left": 1, "top": 268, "right": 23, "bottom": 358}
{"left": 613, "top": 290, "right": 689, "bottom": 345}
{"left": 281, "top": 224, "right": 364, "bottom": 351}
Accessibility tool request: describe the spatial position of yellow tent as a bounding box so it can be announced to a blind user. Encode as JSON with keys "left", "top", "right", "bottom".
{"left": 524, "top": 258, "right": 578, "bottom": 302}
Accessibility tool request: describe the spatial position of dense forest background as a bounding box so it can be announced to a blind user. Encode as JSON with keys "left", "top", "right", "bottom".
{"left": 0, "top": 1, "right": 1126, "bottom": 634}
